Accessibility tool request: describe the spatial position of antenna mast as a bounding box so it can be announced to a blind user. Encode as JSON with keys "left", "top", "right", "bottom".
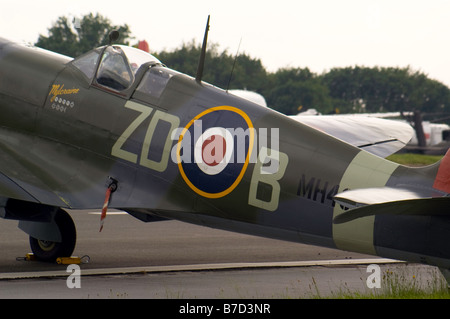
{"left": 196, "top": 15, "right": 210, "bottom": 83}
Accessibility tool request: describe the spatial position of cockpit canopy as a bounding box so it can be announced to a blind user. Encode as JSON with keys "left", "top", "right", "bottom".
{"left": 72, "top": 45, "right": 162, "bottom": 91}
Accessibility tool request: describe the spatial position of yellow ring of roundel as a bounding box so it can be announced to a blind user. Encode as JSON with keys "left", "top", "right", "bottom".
{"left": 177, "top": 106, "right": 255, "bottom": 198}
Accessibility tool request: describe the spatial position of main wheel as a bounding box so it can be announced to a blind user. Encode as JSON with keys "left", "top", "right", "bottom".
{"left": 29, "top": 208, "right": 76, "bottom": 262}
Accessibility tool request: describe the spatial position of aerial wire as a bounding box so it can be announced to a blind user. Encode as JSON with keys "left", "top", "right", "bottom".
{"left": 226, "top": 37, "right": 242, "bottom": 92}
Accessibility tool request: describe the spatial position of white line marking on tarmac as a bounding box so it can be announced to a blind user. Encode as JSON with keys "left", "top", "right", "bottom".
{"left": 0, "top": 258, "right": 404, "bottom": 280}
{"left": 87, "top": 212, "right": 127, "bottom": 215}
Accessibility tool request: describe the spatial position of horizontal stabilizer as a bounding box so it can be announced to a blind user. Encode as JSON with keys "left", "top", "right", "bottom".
{"left": 334, "top": 186, "right": 433, "bottom": 208}
{"left": 333, "top": 187, "right": 450, "bottom": 224}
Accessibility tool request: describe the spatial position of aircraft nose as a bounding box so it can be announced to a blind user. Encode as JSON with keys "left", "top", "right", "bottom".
{"left": 0, "top": 37, "right": 71, "bottom": 115}
{"left": 0, "top": 38, "right": 49, "bottom": 129}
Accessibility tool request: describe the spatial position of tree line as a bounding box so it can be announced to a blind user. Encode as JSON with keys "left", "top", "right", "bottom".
{"left": 36, "top": 13, "right": 450, "bottom": 118}
{"left": 157, "top": 43, "right": 450, "bottom": 117}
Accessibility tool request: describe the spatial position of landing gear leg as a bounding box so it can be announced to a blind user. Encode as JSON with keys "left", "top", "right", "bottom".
{"left": 28, "top": 208, "right": 76, "bottom": 262}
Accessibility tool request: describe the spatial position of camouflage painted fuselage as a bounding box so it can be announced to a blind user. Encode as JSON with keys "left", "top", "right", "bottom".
{"left": 1, "top": 37, "right": 450, "bottom": 270}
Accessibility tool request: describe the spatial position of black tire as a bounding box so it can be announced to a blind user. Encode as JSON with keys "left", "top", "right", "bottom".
{"left": 29, "top": 208, "right": 77, "bottom": 262}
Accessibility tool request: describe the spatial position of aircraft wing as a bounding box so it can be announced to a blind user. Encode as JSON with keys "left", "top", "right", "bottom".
{"left": 290, "top": 115, "right": 414, "bottom": 158}
{"left": 0, "top": 171, "right": 38, "bottom": 204}
{"left": 0, "top": 130, "right": 77, "bottom": 208}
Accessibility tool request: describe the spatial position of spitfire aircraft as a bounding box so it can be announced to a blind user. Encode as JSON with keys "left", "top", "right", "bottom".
{"left": 2, "top": 18, "right": 450, "bottom": 283}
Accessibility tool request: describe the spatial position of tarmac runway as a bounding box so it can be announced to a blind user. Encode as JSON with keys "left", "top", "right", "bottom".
{"left": 0, "top": 210, "right": 444, "bottom": 299}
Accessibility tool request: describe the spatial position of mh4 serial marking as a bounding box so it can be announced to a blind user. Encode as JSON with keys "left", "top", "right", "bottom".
{"left": 111, "top": 101, "right": 289, "bottom": 210}
{"left": 297, "top": 174, "right": 340, "bottom": 207}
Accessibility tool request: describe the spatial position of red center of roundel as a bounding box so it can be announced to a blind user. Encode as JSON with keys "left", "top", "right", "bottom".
{"left": 202, "top": 135, "right": 226, "bottom": 166}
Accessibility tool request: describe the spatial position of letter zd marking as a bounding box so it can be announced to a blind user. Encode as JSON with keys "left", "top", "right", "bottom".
{"left": 112, "top": 101, "right": 179, "bottom": 172}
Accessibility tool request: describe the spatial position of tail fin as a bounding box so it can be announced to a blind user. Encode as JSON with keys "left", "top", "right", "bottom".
{"left": 433, "top": 149, "right": 450, "bottom": 193}
{"left": 333, "top": 150, "right": 450, "bottom": 224}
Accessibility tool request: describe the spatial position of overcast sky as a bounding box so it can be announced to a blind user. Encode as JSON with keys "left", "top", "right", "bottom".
{"left": 3, "top": 0, "right": 450, "bottom": 86}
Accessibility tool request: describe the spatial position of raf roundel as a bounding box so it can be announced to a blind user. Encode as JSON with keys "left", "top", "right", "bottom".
{"left": 177, "top": 106, "right": 255, "bottom": 198}
{"left": 194, "top": 127, "right": 234, "bottom": 176}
